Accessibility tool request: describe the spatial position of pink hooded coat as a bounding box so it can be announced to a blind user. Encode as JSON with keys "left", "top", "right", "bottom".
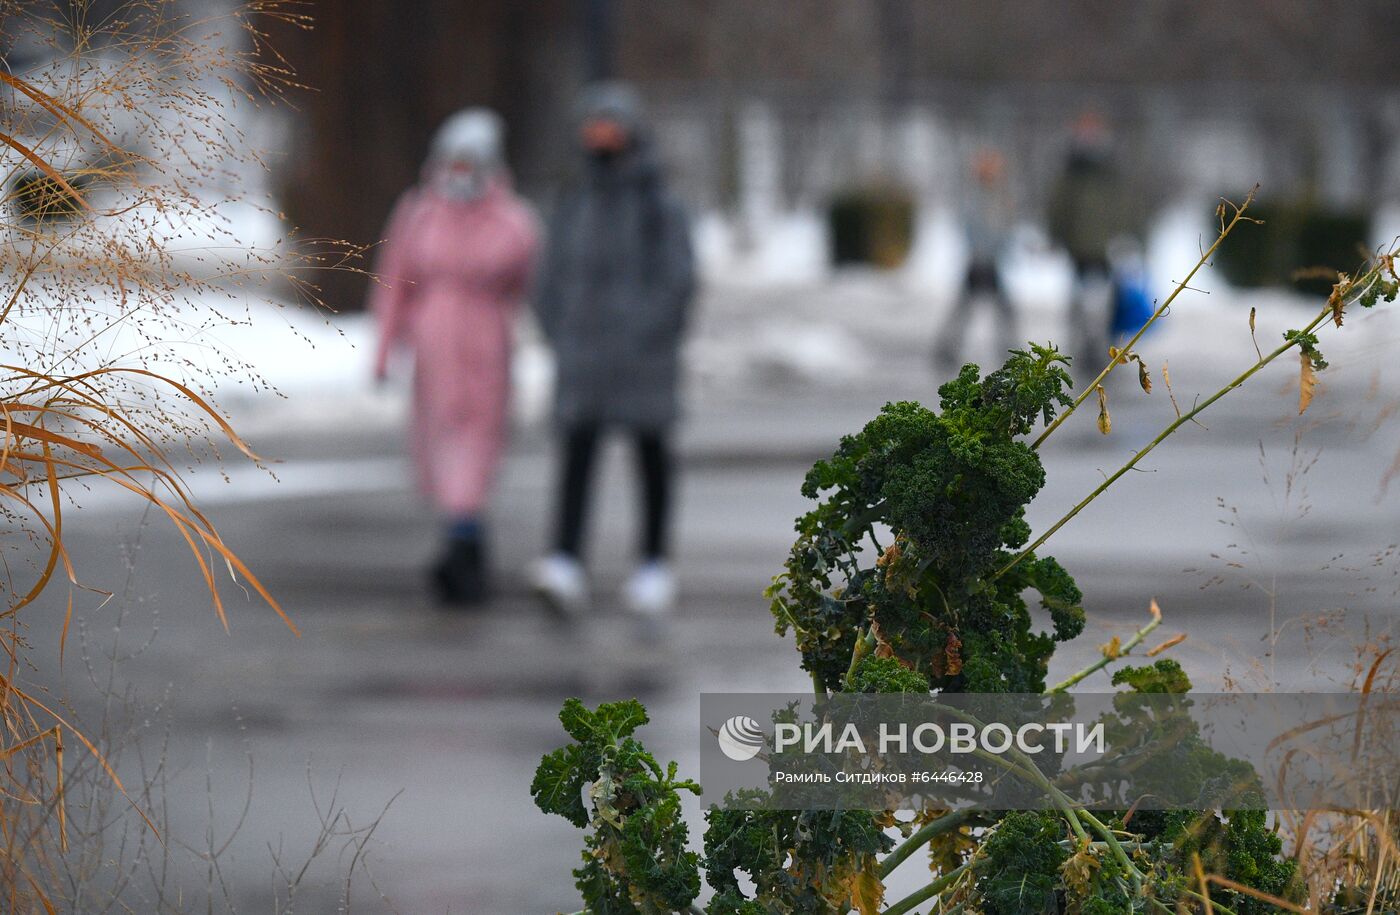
{"left": 370, "top": 179, "right": 538, "bottom": 516}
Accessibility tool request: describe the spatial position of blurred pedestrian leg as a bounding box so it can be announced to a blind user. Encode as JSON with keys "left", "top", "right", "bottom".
{"left": 552, "top": 423, "right": 673, "bottom": 563}
{"left": 542, "top": 422, "right": 676, "bottom": 618}
{"left": 555, "top": 423, "right": 600, "bottom": 559}
{"left": 634, "top": 429, "right": 672, "bottom": 563}
{"left": 1067, "top": 257, "right": 1113, "bottom": 377}
{"left": 933, "top": 261, "right": 1016, "bottom": 372}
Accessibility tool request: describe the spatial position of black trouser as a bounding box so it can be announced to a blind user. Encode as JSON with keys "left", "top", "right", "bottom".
{"left": 933, "top": 260, "right": 1017, "bottom": 369}
{"left": 1068, "top": 255, "right": 1112, "bottom": 377}
{"left": 554, "top": 423, "right": 672, "bottom": 561}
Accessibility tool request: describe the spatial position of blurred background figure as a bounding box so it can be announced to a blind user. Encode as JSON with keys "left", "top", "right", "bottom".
{"left": 1047, "top": 110, "right": 1138, "bottom": 375}
{"left": 370, "top": 108, "right": 539, "bottom": 607}
{"left": 933, "top": 145, "right": 1016, "bottom": 372}
{"left": 530, "top": 81, "right": 695, "bottom": 621}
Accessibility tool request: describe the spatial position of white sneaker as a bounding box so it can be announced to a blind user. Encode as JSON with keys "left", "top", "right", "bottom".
{"left": 531, "top": 553, "right": 588, "bottom": 617}
{"left": 623, "top": 561, "right": 677, "bottom": 617}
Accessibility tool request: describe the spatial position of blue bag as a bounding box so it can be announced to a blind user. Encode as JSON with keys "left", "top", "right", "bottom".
{"left": 1111, "top": 268, "right": 1155, "bottom": 338}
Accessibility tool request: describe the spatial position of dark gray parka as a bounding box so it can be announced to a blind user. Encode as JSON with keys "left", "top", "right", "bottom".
{"left": 534, "top": 83, "right": 695, "bottom": 429}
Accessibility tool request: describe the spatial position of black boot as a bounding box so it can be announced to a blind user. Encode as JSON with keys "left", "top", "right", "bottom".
{"left": 431, "top": 536, "right": 490, "bottom": 607}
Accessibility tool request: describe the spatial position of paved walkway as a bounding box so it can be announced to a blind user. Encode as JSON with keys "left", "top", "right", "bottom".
{"left": 25, "top": 282, "right": 1400, "bottom": 912}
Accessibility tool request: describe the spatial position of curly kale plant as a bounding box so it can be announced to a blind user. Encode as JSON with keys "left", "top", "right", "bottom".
{"left": 531, "top": 699, "right": 702, "bottom": 913}
{"left": 704, "top": 803, "right": 893, "bottom": 914}
{"left": 533, "top": 228, "right": 1399, "bottom": 913}
{"left": 767, "top": 344, "right": 1085, "bottom": 694}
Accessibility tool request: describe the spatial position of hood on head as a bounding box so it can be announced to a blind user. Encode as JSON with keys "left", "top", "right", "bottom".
{"left": 429, "top": 108, "right": 505, "bottom": 169}
{"left": 574, "top": 81, "right": 661, "bottom": 183}
{"left": 576, "top": 81, "right": 647, "bottom": 139}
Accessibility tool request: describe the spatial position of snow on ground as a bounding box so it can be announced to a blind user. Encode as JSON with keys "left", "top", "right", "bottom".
{"left": 15, "top": 199, "right": 1397, "bottom": 445}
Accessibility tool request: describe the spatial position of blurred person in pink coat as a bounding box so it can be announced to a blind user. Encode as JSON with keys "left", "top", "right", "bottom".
{"left": 369, "top": 108, "right": 539, "bottom": 606}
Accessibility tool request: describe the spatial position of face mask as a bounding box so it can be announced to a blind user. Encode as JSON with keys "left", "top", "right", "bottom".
{"left": 432, "top": 161, "right": 488, "bottom": 200}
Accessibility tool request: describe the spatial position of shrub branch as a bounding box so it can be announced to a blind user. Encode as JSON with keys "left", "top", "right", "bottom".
{"left": 1032, "top": 187, "right": 1260, "bottom": 450}
{"left": 998, "top": 261, "right": 1391, "bottom": 582}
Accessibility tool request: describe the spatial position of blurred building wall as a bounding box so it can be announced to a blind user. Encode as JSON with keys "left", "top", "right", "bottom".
{"left": 273, "top": 0, "right": 580, "bottom": 309}
{"left": 272, "top": 0, "right": 1400, "bottom": 307}
{"left": 619, "top": 0, "right": 1400, "bottom": 214}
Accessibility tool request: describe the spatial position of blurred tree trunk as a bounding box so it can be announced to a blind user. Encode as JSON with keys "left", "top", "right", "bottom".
{"left": 274, "top": 0, "right": 577, "bottom": 311}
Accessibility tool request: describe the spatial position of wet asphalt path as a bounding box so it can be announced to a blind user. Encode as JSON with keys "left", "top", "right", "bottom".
{"left": 22, "top": 300, "right": 1400, "bottom": 912}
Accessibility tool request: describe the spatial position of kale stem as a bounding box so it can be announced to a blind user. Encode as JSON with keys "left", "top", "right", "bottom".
{"left": 1183, "top": 888, "right": 1240, "bottom": 915}
{"left": 842, "top": 626, "right": 877, "bottom": 688}
{"left": 996, "top": 298, "right": 1335, "bottom": 582}
{"left": 882, "top": 838, "right": 1167, "bottom": 915}
{"left": 842, "top": 499, "right": 889, "bottom": 538}
{"left": 878, "top": 809, "right": 974, "bottom": 879}
{"left": 1032, "top": 187, "right": 1258, "bottom": 451}
{"left": 1044, "top": 613, "right": 1162, "bottom": 693}
{"left": 938, "top": 706, "right": 1092, "bottom": 843}
{"left": 1080, "top": 809, "right": 1145, "bottom": 895}
{"left": 880, "top": 856, "right": 982, "bottom": 915}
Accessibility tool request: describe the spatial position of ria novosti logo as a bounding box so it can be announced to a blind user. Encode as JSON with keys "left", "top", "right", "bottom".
{"left": 717, "top": 716, "right": 765, "bottom": 761}
{"left": 715, "top": 713, "right": 1108, "bottom": 762}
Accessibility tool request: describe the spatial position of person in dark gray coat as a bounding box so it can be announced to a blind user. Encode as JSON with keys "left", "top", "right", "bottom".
{"left": 1047, "top": 110, "right": 1138, "bottom": 373}
{"left": 531, "top": 81, "right": 695, "bottom": 618}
